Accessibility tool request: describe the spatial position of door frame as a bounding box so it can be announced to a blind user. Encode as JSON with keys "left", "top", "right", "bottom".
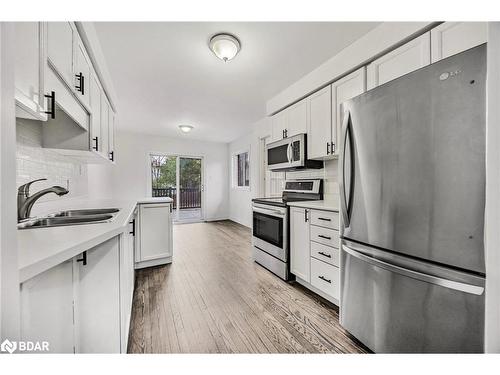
{"left": 146, "top": 151, "right": 206, "bottom": 223}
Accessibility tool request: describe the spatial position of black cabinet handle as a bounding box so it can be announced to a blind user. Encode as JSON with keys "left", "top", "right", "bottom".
{"left": 75, "top": 72, "right": 84, "bottom": 95}
{"left": 326, "top": 142, "right": 330, "bottom": 155}
{"left": 304, "top": 209, "right": 308, "bottom": 222}
{"left": 318, "top": 217, "right": 331, "bottom": 222}
{"left": 318, "top": 275, "right": 332, "bottom": 284}
{"left": 129, "top": 219, "right": 135, "bottom": 236}
{"left": 318, "top": 251, "right": 332, "bottom": 258}
{"left": 92, "top": 136, "right": 99, "bottom": 151}
{"left": 77, "top": 251, "right": 87, "bottom": 266}
{"left": 284, "top": 129, "right": 288, "bottom": 138}
{"left": 318, "top": 234, "right": 331, "bottom": 240}
{"left": 44, "top": 91, "right": 56, "bottom": 119}
{"left": 282, "top": 129, "right": 285, "bottom": 139}
{"left": 331, "top": 142, "right": 335, "bottom": 154}
{"left": 109, "top": 151, "right": 114, "bottom": 162}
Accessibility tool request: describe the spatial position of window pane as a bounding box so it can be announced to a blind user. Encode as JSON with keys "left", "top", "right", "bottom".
{"left": 235, "top": 152, "right": 249, "bottom": 187}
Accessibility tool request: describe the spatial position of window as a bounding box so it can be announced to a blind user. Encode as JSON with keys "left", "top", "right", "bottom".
{"left": 233, "top": 151, "right": 250, "bottom": 188}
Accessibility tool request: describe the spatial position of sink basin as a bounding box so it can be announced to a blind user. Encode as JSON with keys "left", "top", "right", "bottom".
{"left": 50, "top": 208, "right": 120, "bottom": 217}
{"left": 18, "top": 214, "right": 114, "bottom": 229}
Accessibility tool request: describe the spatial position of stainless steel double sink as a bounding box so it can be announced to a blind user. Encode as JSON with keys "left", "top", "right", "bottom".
{"left": 17, "top": 208, "right": 120, "bottom": 230}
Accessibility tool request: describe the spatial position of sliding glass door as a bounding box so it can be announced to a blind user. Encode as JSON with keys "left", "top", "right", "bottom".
{"left": 150, "top": 154, "right": 203, "bottom": 222}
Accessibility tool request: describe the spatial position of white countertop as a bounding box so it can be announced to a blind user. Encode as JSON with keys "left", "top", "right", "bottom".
{"left": 17, "top": 197, "right": 173, "bottom": 283}
{"left": 287, "top": 199, "right": 340, "bottom": 212}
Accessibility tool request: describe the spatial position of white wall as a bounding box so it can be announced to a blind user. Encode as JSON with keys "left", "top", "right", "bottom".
{"left": 485, "top": 21, "right": 500, "bottom": 353}
{"left": 0, "top": 22, "right": 20, "bottom": 341}
{"left": 111, "top": 130, "right": 229, "bottom": 221}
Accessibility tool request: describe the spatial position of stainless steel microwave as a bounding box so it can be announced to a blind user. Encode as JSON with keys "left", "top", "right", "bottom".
{"left": 266, "top": 133, "right": 323, "bottom": 171}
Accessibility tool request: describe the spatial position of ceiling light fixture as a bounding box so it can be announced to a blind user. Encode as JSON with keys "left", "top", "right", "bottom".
{"left": 178, "top": 125, "right": 193, "bottom": 133}
{"left": 209, "top": 33, "right": 241, "bottom": 62}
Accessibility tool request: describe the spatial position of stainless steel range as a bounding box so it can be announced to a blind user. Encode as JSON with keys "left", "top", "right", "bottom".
{"left": 252, "top": 179, "right": 323, "bottom": 280}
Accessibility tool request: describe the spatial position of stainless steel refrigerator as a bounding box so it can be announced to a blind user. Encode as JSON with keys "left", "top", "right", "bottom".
{"left": 339, "top": 44, "right": 486, "bottom": 353}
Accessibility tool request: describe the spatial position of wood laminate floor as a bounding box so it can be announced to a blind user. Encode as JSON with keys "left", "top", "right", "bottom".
{"left": 128, "top": 220, "right": 368, "bottom": 353}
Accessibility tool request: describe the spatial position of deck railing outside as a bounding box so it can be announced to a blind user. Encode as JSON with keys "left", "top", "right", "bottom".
{"left": 152, "top": 187, "right": 201, "bottom": 209}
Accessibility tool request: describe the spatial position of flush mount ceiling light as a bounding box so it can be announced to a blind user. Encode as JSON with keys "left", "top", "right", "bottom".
{"left": 178, "top": 125, "right": 193, "bottom": 133}
{"left": 209, "top": 33, "right": 241, "bottom": 62}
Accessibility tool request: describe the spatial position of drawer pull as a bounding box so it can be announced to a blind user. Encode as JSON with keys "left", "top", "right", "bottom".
{"left": 318, "top": 234, "right": 331, "bottom": 240}
{"left": 318, "top": 275, "right": 331, "bottom": 284}
{"left": 318, "top": 217, "right": 331, "bottom": 221}
{"left": 318, "top": 251, "right": 331, "bottom": 258}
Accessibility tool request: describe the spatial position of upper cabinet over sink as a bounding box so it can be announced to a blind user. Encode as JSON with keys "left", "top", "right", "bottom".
{"left": 14, "top": 22, "right": 117, "bottom": 165}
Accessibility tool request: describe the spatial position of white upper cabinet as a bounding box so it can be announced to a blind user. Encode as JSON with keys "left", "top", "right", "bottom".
{"left": 14, "top": 22, "right": 47, "bottom": 120}
{"left": 270, "top": 109, "right": 288, "bottom": 143}
{"left": 307, "top": 85, "right": 332, "bottom": 160}
{"left": 287, "top": 98, "right": 308, "bottom": 137}
{"left": 290, "top": 207, "right": 310, "bottom": 282}
{"left": 431, "top": 22, "right": 487, "bottom": 63}
{"left": 47, "top": 22, "right": 75, "bottom": 87}
{"left": 89, "top": 72, "right": 103, "bottom": 156}
{"left": 74, "top": 36, "right": 92, "bottom": 109}
{"left": 331, "top": 67, "right": 366, "bottom": 156}
{"left": 367, "top": 32, "right": 431, "bottom": 90}
{"left": 108, "top": 108, "right": 115, "bottom": 162}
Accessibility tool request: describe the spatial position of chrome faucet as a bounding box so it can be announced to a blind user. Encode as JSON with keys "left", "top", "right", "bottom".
{"left": 17, "top": 178, "right": 69, "bottom": 221}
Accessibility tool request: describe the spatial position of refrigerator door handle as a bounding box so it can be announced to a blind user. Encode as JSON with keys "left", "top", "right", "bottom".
{"left": 339, "top": 109, "right": 352, "bottom": 227}
{"left": 342, "top": 244, "right": 485, "bottom": 296}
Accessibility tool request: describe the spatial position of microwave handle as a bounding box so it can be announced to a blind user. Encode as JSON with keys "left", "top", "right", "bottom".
{"left": 287, "top": 142, "right": 292, "bottom": 163}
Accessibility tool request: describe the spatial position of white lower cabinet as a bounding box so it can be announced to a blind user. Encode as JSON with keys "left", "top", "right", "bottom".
{"left": 20, "top": 232, "right": 135, "bottom": 353}
{"left": 20, "top": 259, "right": 75, "bottom": 353}
{"left": 74, "top": 237, "right": 121, "bottom": 353}
{"left": 135, "top": 202, "right": 173, "bottom": 268}
{"left": 290, "top": 207, "right": 310, "bottom": 282}
{"left": 290, "top": 207, "right": 341, "bottom": 304}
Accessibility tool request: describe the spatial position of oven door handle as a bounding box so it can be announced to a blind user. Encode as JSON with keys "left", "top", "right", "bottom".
{"left": 253, "top": 207, "right": 286, "bottom": 217}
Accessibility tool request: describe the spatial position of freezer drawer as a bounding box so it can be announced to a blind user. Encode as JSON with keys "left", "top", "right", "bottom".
{"left": 340, "top": 240, "right": 485, "bottom": 353}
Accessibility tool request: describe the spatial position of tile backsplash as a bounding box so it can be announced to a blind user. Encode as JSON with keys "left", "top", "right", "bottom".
{"left": 16, "top": 118, "right": 88, "bottom": 204}
{"left": 286, "top": 160, "right": 339, "bottom": 201}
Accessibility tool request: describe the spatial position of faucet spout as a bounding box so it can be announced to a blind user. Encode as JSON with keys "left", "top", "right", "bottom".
{"left": 17, "top": 180, "right": 69, "bottom": 221}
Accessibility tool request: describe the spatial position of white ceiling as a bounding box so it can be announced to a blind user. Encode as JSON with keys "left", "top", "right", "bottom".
{"left": 94, "top": 22, "right": 380, "bottom": 143}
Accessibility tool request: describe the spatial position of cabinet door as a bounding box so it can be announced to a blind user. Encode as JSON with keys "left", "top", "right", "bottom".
{"left": 89, "top": 72, "right": 102, "bottom": 155}
{"left": 138, "top": 203, "right": 173, "bottom": 262}
{"left": 287, "top": 98, "right": 308, "bottom": 137}
{"left": 271, "top": 110, "right": 288, "bottom": 142}
{"left": 14, "top": 22, "right": 46, "bottom": 120}
{"left": 307, "top": 85, "right": 332, "bottom": 160}
{"left": 108, "top": 108, "right": 115, "bottom": 162}
{"left": 74, "top": 237, "right": 121, "bottom": 353}
{"left": 431, "top": 22, "right": 487, "bottom": 63}
{"left": 100, "top": 94, "right": 110, "bottom": 158}
{"left": 120, "top": 223, "right": 135, "bottom": 353}
{"left": 331, "top": 67, "right": 366, "bottom": 156}
{"left": 47, "top": 22, "right": 74, "bottom": 87}
{"left": 367, "top": 32, "right": 431, "bottom": 90}
{"left": 20, "top": 260, "right": 75, "bottom": 353}
{"left": 290, "top": 207, "right": 310, "bottom": 282}
{"left": 74, "top": 38, "right": 91, "bottom": 109}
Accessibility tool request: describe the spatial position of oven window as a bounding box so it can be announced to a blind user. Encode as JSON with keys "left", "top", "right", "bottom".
{"left": 267, "top": 144, "right": 289, "bottom": 166}
{"left": 253, "top": 211, "right": 283, "bottom": 248}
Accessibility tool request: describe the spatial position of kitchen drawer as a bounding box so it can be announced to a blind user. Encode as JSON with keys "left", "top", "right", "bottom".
{"left": 310, "top": 258, "right": 339, "bottom": 300}
{"left": 310, "top": 241, "right": 339, "bottom": 267}
{"left": 310, "top": 210, "right": 339, "bottom": 230}
{"left": 310, "top": 225, "right": 339, "bottom": 248}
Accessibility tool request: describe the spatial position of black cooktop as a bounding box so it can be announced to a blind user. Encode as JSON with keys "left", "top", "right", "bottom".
{"left": 252, "top": 193, "right": 322, "bottom": 208}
